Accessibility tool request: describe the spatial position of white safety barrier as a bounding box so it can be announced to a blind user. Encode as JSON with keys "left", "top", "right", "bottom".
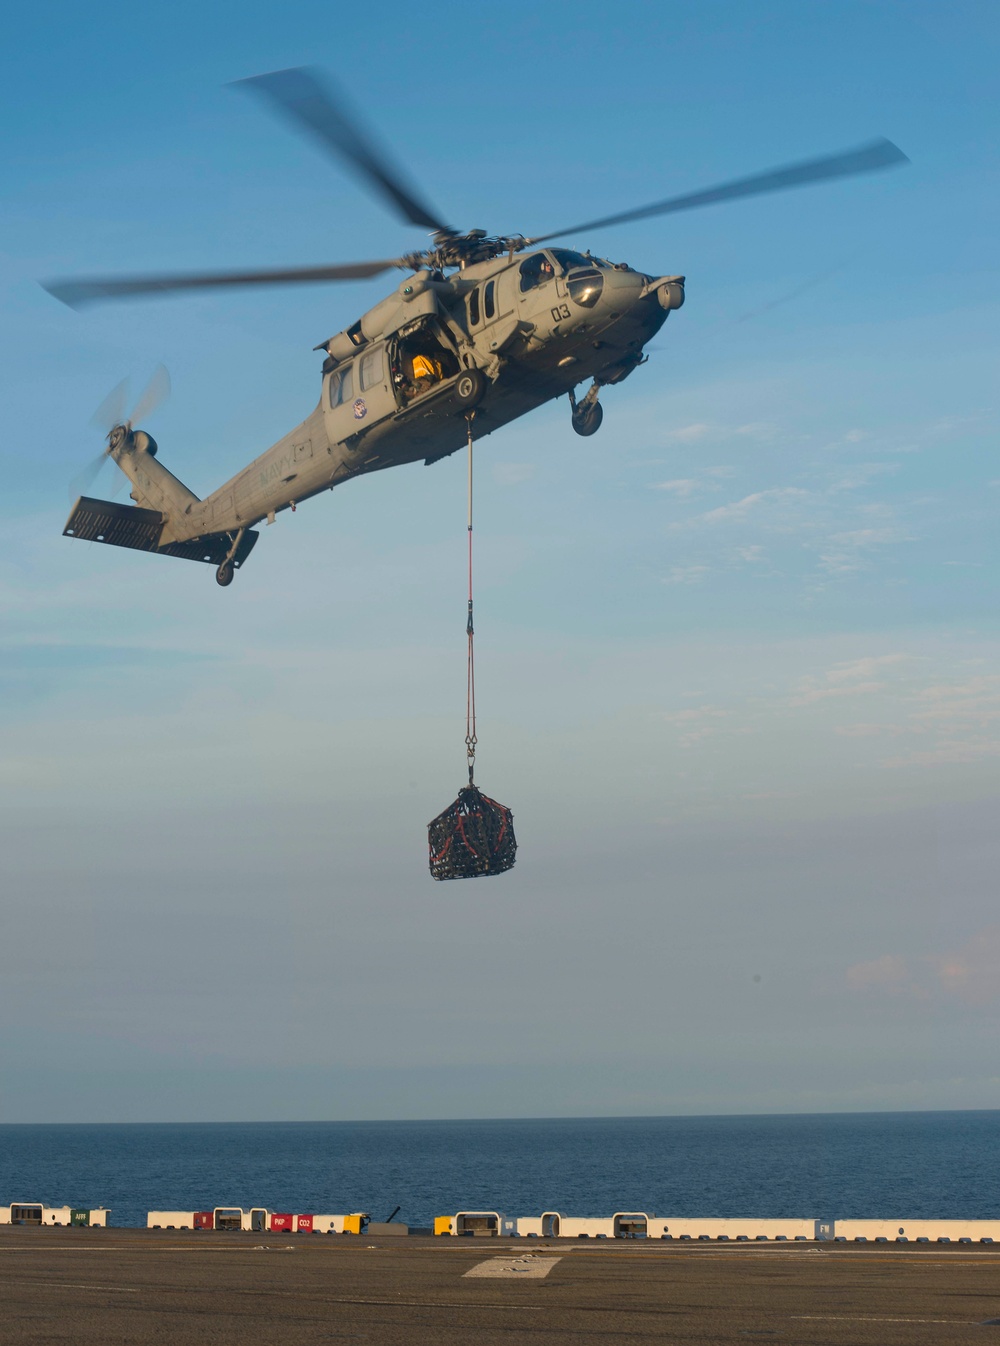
{"left": 125, "top": 1208, "right": 1000, "bottom": 1242}
{"left": 834, "top": 1219, "right": 1000, "bottom": 1243}
{"left": 511, "top": 1214, "right": 817, "bottom": 1240}
{"left": 148, "top": 1211, "right": 197, "bottom": 1229}
{"left": 307, "top": 1215, "right": 351, "bottom": 1233}
{"left": 0, "top": 1203, "right": 108, "bottom": 1227}
{"left": 435, "top": 1212, "right": 1000, "bottom": 1241}
{"left": 646, "top": 1218, "right": 818, "bottom": 1241}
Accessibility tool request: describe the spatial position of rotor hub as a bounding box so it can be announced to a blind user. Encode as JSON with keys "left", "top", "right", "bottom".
{"left": 406, "top": 231, "right": 527, "bottom": 274}
{"left": 107, "top": 424, "right": 130, "bottom": 454}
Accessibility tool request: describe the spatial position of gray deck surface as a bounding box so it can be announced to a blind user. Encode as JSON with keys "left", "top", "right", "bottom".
{"left": 3, "top": 1227, "right": 1000, "bottom": 1343}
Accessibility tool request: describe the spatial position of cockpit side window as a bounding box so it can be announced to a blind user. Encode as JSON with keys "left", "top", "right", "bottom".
{"left": 329, "top": 364, "right": 354, "bottom": 407}
{"left": 359, "top": 346, "right": 384, "bottom": 391}
{"left": 519, "top": 253, "right": 556, "bottom": 291}
{"left": 484, "top": 280, "right": 496, "bottom": 320}
{"left": 468, "top": 287, "right": 480, "bottom": 327}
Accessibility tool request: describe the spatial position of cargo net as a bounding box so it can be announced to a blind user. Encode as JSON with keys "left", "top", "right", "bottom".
{"left": 428, "top": 785, "right": 517, "bottom": 881}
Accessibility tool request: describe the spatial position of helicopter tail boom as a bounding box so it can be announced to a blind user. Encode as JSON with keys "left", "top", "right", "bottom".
{"left": 102, "top": 427, "right": 200, "bottom": 525}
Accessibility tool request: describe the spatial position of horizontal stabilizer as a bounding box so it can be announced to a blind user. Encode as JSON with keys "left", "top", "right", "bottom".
{"left": 64, "top": 497, "right": 258, "bottom": 568}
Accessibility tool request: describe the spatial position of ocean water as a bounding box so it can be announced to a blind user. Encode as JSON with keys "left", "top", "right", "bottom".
{"left": 1, "top": 1112, "right": 999, "bottom": 1229}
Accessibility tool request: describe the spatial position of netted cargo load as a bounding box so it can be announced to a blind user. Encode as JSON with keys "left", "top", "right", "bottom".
{"left": 428, "top": 785, "right": 517, "bottom": 880}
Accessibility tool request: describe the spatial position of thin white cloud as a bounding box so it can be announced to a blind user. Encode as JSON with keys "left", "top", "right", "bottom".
{"left": 935, "top": 927, "right": 1000, "bottom": 1005}
{"left": 698, "top": 487, "right": 808, "bottom": 524}
{"left": 827, "top": 654, "right": 909, "bottom": 683}
{"left": 913, "top": 676, "right": 1000, "bottom": 703}
{"left": 732, "top": 423, "right": 778, "bottom": 440}
{"left": 662, "top": 703, "right": 730, "bottom": 747}
{"left": 830, "top": 527, "right": 908, "bottom": 547}
{"left": 908, "top": 676, "right": 1000, "bottom": 730}
{"left": 492, "top": 462, "right": 535, "bottom": 485}
{"left": 881, "top": 740, "right": 1000, "bottom": 768}
{"left": 791, "top": 680, "right": 886, "bottom": 707}
{"left": 663, "top": 423, "right": 713, "bottom": 442}
{"left": 849, "top": 929, "right": 1000, "bottom": 1007}
{"left": 662, "top": 705, "right": 728, "bottom": 726}
{"left": 846, "top": 954, "right": 914, "bottom": 993}
{"left": 662, "top": 564, "right": 709, "bottom": 585}
{"left": 818, "top": 524, "right": 909, "bottom": 575}
{"left": 818, "top": 552, "right": 863, "bottom": 576}
{"left": 790, "top": 654, "right": 909, "bottom": 707}
{"left": 652, "top": 478, "right": 700, "bottom": 497}
{"left": 835, "top": 723, "right": 908, "bottom": 738}
{"left": 829, "top": 462, "right": 899, "bottom": 492}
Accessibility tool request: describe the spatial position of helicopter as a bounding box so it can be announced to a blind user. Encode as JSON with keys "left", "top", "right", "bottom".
{"left": 49, "top": 67, "right": 907, "bottom": 587}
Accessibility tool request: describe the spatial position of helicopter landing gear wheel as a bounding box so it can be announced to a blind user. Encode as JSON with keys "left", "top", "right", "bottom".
{"left": 569, "top": 381, "right": 603, "bottom": 437}
{"left": 454, "top": 368, "right": 486, "bottom": 408}
{"left": 572, "top": 401, "right": 603, "bottom": 436}
{"left": 215, "top": 525, "right": 245, "bottom": 588}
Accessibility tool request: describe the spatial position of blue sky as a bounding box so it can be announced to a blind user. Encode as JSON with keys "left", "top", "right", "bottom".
{"left": 1, "top": 0, "right": 999, "bottom": 1122}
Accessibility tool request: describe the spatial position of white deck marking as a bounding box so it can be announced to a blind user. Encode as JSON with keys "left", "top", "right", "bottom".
{"left": 464, "top": 1256, "right": 561, "bottom": 1279}
{"left": 792, "top": 1316, "right": 971, "bottom": 1325}
{"left": 2, "top": 1280, "right": 138, "bottom": 1293}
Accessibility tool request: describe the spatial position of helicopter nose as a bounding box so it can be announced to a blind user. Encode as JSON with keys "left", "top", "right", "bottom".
{"left": 601, "top": 264, "right": 646, "bottom": 300}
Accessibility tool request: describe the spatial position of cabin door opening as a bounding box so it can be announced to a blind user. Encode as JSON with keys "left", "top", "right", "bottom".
{"left": 391, "top": 320, "right": 460, "bottom": 407}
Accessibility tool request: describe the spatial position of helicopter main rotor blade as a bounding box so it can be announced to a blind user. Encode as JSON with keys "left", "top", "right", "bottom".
{"left": 525, "top": 138, "right": 909, "bottom": 247}
{"left": 43, "top": 258, "right": 402, "bottom": 309}
{"left": 233, "top": 66, "right": 452, "bottom": 236}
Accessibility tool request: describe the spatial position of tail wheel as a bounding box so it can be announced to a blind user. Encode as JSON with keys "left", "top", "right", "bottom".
{"left": 216, "top": 560, "right": 235, "bottom": 586}
{"left": 455, "top": 368, "right": 486, "bottom": 408}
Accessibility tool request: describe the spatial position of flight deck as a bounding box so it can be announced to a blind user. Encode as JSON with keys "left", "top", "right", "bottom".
{"left": 3, "top": 1225, "right": 1000, "bottom": 1345}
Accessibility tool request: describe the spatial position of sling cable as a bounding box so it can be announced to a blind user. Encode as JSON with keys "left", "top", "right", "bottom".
{"left": 427, "top": 412, "right": 517, "bottom": 880}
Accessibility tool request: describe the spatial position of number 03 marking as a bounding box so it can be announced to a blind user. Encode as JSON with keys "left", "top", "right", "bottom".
{"left": 550, "top": 303, "right": 571, "bottom": 322}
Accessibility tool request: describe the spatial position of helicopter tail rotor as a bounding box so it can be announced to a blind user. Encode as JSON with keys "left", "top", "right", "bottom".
{"left": 69, "top": 449, "right": 116, "bottom": 504}
{"left": 129, "top": 364, "right": 171, "bottom": 425}
{"left": 69, "top": 366, "right": 171, "bottom": 502}
{"left": 90, "top": 376, "right": 131, "bottom": 436}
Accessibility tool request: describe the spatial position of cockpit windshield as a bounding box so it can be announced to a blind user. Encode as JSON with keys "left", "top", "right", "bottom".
{"left": 550, "top": 248, "right": 601, "bottom": 273}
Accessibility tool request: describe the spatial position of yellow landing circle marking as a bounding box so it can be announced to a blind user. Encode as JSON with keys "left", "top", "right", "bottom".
{"left": 464, "top": 1255, "right": 562, "bottom": 1278}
